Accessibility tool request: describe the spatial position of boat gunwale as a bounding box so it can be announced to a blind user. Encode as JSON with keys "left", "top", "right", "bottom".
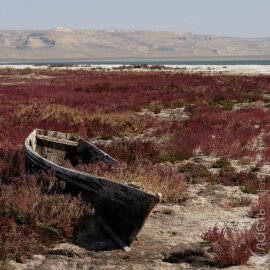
{"left": 25, "top": 129, "right": 160, "bottom": 200}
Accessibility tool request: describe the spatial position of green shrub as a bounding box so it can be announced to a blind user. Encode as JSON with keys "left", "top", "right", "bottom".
{"left": 218, "top": 167, "right": 261, "bottom": 194}
{"left": 148, "top": 100, "right": 163, "bottom": 114}
{"left": 221, "top": 100, "right": 234, "bottom": 111}
{"left": 178, "top": 162, "right": 213, "bottom": 184}
{"left": 211, "top": 158, "right": 231, "bottom": 169}
{"left": 170, "top": 99, "right": 186, "bottom": 109}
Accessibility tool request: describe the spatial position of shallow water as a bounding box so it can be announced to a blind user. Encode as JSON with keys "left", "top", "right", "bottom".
{"left": 1, "top": 58, "right": 270, "bottom": 66}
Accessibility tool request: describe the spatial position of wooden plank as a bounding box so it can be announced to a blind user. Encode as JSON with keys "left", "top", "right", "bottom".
{"left": 36, "top": 134, "right": 79, "bottom": 147}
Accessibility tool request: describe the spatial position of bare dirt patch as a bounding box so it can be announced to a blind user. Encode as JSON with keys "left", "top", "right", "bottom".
{"left": 11, "top": 183, "right": 265, "bottom": 270}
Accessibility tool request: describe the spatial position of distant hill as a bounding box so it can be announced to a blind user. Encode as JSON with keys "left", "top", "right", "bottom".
{"left": 0, "top": 29, "right": 269, "bottom": 61}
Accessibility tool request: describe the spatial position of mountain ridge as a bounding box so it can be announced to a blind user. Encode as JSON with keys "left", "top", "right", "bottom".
{"left": 0, "top": 29, "right": 269, "bottom": 61}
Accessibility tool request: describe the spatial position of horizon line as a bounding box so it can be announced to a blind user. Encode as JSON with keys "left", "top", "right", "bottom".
{"left": 0, "top": 28, "right": 269, "bottom": 39}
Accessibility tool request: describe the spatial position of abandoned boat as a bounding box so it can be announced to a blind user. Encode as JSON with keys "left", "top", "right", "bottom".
{"left": 25, "top": 129, "right": 161, "bottom": 250}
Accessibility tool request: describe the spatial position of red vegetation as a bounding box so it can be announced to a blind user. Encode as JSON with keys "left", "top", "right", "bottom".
{"left": 202, "top": 226, "right": 252, "bottom": 267}
{"left": 1, "top": 68, "right": 270, "bottom": 263}
{"left": 0, "top": 172, "right": 93, "bottom": 262}
{"left": 217, "top": 167, "right": 262, "bottom": 194}
{"left": 203, "top": 192, "right": 270, "bottom": 267}
{"left": 168, "top": 106, "right": 264, "bottom": 161}
{"left": 96, "top": 138, "right": 161, "bottom": 164}
{"left": 0, "top": 69, "right": 270, "bottom": 162}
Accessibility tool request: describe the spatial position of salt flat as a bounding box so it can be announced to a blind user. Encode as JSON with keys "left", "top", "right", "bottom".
{"left": 1, "top": 64, "right": 270, "bottom": 75}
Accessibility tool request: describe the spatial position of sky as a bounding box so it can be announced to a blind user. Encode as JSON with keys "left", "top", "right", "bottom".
{"left": 0, "top": 0, "right": 269, "bottom": 37}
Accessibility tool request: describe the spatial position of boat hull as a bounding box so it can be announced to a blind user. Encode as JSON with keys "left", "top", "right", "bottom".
{"left": 25, "top": 129, "right": 160, "bottom": 248}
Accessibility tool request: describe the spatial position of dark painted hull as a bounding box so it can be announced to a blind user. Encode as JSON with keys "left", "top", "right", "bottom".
{"left": 25, "top": 129, "right": 160, "bottom": 248}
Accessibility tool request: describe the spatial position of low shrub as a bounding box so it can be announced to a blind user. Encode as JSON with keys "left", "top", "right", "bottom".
{"left": 178, "top": 162, "right": 213, "bottom": 184}
{"left": 250, "top": 191, "right": 270, "bottom": 219}
{"left": 169, "top": 99, "right": 186, "bottom": 109}
{"left": 222, "top": 197, "right": 253, "bottom": 209}
{"left": 218, "top": 167, "right": 261, "bottom": 194}
{"left": 202, "top": 226, "right": 252, "bottom": 267}
{"left": 147, "top": 100, "right": 163, "bottom": 114}
{"left": 96, "top": 138, "right": 161, "bottom": 164}
{"left": 203, "top": 192, "right": 270, "bottom": 267}
{"left": 248, "top": 192, "right": 270, "bottom": 253}
{"left": 211, "top": 158, "right": 231, "bottom": 169}
{"left": 0, "top": 173, "right": 93, "bottom": 262}
{"left": 0, "top": 146, "right": 24, "bottom": 183}
{"left": 166, "top": 127, "right": 196, "bottom": 161}
{"left": 220, "top": 100, "right": 235, "bottom": 111}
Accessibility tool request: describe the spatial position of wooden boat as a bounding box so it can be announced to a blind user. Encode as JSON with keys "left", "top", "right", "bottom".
{"left": 25, "top": 129, "right": 161, "bottom": 250}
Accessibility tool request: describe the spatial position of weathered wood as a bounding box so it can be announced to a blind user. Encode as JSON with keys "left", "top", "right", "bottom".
{"left": 97, "top": 215, "right": 131, "bottom": 252}
{"left": 37, "top": 134, "right": 79, "bottom": 147}
{"left": 25, "top": 129, "right": 161, "bottom": 249}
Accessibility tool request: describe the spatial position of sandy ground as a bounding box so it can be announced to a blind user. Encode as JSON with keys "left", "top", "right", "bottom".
{"left": 9, "top": 183, "right": 270, "bottom": 270}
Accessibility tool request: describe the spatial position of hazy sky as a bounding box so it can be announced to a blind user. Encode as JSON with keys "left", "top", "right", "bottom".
{"left": 0, "top": 0, "right": 269, "bottom": 37}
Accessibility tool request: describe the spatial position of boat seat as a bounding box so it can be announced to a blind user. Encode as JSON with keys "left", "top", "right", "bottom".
{"left": 36, "top": 134, "right": 79, "bottom": 147}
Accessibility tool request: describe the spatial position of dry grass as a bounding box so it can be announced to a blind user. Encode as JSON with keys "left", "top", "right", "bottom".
{"left": 15, "top": 103, "right": 154, "bottom": 139}
{"left": 178, "top": 162, "right": 214, "bottom": 184}
{"left": 75, "top": 162, "right": 188, "bottom": 203}
{"left": 221, "top": 197, "right": 254, "bottom": 209}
